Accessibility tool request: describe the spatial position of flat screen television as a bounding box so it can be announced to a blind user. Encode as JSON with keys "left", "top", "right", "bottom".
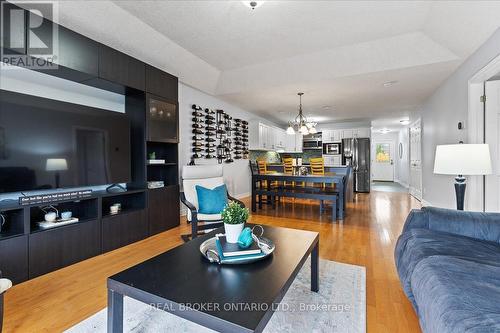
{"left": 0, "top": 90, "right": 131, "bottom": 193}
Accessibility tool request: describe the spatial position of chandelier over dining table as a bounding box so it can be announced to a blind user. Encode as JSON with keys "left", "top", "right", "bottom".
{"left": 286, "top": 92, "right": 317, "bottom": 135}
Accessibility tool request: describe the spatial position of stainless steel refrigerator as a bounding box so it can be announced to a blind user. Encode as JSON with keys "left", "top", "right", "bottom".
{"left": 342, "top": 138, "right": 370, "bottom": 193}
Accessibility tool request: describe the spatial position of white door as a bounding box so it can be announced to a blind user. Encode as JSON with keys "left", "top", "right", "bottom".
{"left": 409, "top": 121, "right": 422, "bottom": 200}
{"left": 485, "top": 80, "right": 500, "bottom": 212}
{"left": 372, "top": 141, "right": 395, "bottom": 181}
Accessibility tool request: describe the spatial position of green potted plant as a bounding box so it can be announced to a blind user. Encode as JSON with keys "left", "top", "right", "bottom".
{"left": 221, "top": 201, "right": 249, "bottom": 243}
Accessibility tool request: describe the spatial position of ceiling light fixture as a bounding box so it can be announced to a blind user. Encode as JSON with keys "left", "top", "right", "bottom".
{"left": 286, "top": 92, "right": 317, "bottom": 135}
{"left": 400, "top": 119, "right": 410, "bottom": 125}
{"left": 379, "top": 128, "right": 391, "bottom": 134}
{"left": 242, "top": 1, "right": 264, "bottom": 10}
{"left": 383, "top": 80, "right": 398, "bottom": 88}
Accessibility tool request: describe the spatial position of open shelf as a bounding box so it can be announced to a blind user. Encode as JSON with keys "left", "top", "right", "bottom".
{"left": 101, "top": 191, "right": 146, "bottom": 217}
{"left": 29, "top": 198, "right": 98, "bottom": 233}
{"left": 146, "top": 141, "right": 179, "bottom": 186}
{"left": 0, "top": 208, "right": 25, "bottom": 240}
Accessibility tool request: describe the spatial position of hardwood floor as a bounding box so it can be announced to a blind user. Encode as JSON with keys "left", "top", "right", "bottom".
{"left": 3, "top": 190, "right": 421, "bottom": 332}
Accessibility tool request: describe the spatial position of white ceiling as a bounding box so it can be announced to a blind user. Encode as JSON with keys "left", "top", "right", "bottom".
{"left": 27, "top": 1, "right": 500, "bottom": 126}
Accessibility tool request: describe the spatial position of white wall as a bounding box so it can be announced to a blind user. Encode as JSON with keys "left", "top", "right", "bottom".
{"left": 420, "top": 27, "right": 500, "bottom": 208}
{"left": 178, "top": 83, "right": 279, "bottom": 200}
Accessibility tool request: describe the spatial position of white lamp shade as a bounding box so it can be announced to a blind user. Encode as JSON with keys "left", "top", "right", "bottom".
{"left": 433, "top": 144, "right": 492, "bottom": 175}
{"left": 299, "top": 125, "right": 309, "bottom": 135}
{"left": 46, "top": 158, "right": 68, "bottom": 171}
{"left": 286, "top": 125, "right": 295, "bottom": 135}
{"left": 308, "top": 127, "right": 317, "bottom": 134}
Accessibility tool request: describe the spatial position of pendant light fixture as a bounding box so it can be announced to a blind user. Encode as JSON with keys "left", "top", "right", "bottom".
{"left": 286, "top": 92, "right": 316, "bottom": 135}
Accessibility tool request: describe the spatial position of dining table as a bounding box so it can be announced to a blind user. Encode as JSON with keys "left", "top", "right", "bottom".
{"left": 251, "top": 172, "right": 346, "bottom": 220}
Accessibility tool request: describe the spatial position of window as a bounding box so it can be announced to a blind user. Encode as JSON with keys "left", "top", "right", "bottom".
{"left": 376, "top": 143, "right": 391, "bottom": 163}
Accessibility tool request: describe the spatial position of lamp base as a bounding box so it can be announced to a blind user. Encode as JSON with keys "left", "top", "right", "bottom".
{"left": 454, "top": 176, "right": 466, "bottom": 211}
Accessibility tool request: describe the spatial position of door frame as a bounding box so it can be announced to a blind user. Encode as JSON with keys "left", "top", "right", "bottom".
{"left": 371, "top": 138, "right": 395, "bottom": 181}
{"left": 467, "top": 53, "right": 500, "bottom": 211}
{"left": 409, "top": 119, "right": 422, "bottom": 201}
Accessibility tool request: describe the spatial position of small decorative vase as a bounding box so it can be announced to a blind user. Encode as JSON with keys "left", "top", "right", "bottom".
{"left": 224, "top": 223, "right": 245, "bottom": 243}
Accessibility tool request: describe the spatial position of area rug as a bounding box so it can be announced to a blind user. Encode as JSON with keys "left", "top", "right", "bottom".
{"left": 67, "top": 259, "right": 366, "bottom": 333}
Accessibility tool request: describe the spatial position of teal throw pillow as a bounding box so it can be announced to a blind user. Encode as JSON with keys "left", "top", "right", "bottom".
{"left": 196, "top": 184, "right": 228, "bottom": 214}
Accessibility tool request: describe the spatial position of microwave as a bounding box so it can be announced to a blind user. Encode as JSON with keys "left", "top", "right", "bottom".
{"left": 323, "top": 142, "right": 342, "bottom": 155}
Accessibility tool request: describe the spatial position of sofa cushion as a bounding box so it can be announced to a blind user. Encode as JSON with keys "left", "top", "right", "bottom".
{"left": 426, "top": 207, "right": 500, "bottom": 244}
{"left": 395, "top": 228, "right": 500, "bottom": 306}
{"left": 412, "top": 256, "right": 500, "bottom": 333}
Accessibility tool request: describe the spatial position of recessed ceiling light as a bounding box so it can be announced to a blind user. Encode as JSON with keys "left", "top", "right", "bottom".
{"left": 278, "top": 111, "right": 286, "bottom": 114}
{"left": 400, "top": 119, "right": 410, "bottom": 125}
{"left": 322, "top": 105, "right": 332, "bottom": 110}
{"left": 379, "top": 128, "right": 391, "bottom": 134}
{"left": 383, "top": 80, "right": 398, "bottom": 88}
{"left": 242, "top": 1, "right": 265, "bottom": 10}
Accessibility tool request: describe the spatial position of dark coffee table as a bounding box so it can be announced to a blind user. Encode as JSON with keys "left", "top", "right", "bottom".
{"left": 107, "top": 225, "right": 319, "bottom": 333}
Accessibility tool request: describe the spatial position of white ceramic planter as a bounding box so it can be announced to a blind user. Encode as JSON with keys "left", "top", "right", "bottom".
{"left": 224, "top": 223, "right": 245, "bottom": 243}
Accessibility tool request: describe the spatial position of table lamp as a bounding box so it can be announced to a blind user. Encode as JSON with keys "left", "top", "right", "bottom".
{"left": 433, "top": 144, "right": 492, "bottom": 210}
{"left": 46, "top": 158, "right": 68, "bottom": 188}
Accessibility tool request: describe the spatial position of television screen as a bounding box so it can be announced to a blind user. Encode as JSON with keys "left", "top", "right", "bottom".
{"left": 0, "top": 90, "right": 131, "bottom": 193}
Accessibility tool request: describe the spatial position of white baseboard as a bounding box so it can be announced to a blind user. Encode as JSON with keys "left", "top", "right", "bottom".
{"left": 398, "top": 181, "right": 409, "bottom": 189}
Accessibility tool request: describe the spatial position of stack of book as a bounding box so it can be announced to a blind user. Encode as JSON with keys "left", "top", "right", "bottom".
{"left": 215, "top": 235, "right": 266, "bottom": 262}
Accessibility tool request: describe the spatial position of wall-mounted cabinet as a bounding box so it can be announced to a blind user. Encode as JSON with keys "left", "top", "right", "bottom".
{"left": 284, "top": 133, "right": 303, "bottom": 152}
{"left": 249, "top": 122, "right": 289, "bottom": 151}
{"left": 322, "top": 129, "right": 342, "bottom": 143}
{"left": 323, "top": 127, "right": 371, "bottom": 142}
{"left": 147, "top": 95, "right": 178, "bottom": 143}
{"left": 146, "top": 65, "right": 178, "bottom": 101}
{"left": 98, "top": 45, "right": 146, "bottom": 91}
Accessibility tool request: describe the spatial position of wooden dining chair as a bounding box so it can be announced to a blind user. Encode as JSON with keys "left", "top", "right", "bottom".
{"left": 283, "top": 157, "right": 304, "bottom": 188}
{"left": 309, "top": 157, "right": 326, "bottom": 188}
{"left": 256, "top": 160, "right": 280, "bottom": 204}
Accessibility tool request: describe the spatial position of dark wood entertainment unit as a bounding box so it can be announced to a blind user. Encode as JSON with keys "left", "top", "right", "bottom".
{"left": 0, "top": 2, "right": 181, "bottom": 284}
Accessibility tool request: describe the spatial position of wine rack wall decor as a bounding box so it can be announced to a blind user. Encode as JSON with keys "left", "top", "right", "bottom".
{"left": 191, "top": 104, "right": 249, "bottom": 164}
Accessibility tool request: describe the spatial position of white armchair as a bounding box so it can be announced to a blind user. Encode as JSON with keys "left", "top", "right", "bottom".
{"left": 0, "top": 272, "right": 12, "bottom": 333}
{"left": 180, "top": 165, "right": 244, "bottom": 241}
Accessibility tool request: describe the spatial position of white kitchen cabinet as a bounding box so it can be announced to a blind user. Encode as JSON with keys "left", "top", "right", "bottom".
{"left": 249, "top": 121, "right": 289, "bottom": 151}
{"left": 356, "top": 127, "right": 371, "bottom": 138}
{"left": 283, "top": 133, "right": 303, "bottom": 152}
{"left": 274, "top": 129, "right": 286, "bottom": 149}
{"left": 332, "top": 130, "right": 342, "bottom": 142}
{"left": 322, "top": 129, "right": 333, "bottom": 143}
{"left": 295, "top": 133, "right": 303, "bottom": 152}
{"left": 342, "top": 129, "right": 353, "bottom": 139}
{"left": 323, "top": 155, "right": 342, "bottom": 166}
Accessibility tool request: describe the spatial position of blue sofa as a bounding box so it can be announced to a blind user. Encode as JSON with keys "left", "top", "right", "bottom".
{"left": 395, "top": 207, "right": 500, "bottom": 333}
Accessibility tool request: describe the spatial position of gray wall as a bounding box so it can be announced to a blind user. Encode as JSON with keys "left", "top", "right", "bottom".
{"left": 421, "top": 28, "right": 500, "bottom": 207}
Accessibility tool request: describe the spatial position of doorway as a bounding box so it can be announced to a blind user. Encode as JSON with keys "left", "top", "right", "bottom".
{"left": 484, "top": 79, "right": 500, "bottom": 211}
{"left": 468, "top": 54, "right": 500, "bottom": 211}
{"left": 372, "top": 141, "right": 394, "bottom": 181}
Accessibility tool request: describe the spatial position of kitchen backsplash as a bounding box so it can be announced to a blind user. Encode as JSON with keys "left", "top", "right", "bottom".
{"left": 249, "top": 150, "right": 322, "bottom": 164}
